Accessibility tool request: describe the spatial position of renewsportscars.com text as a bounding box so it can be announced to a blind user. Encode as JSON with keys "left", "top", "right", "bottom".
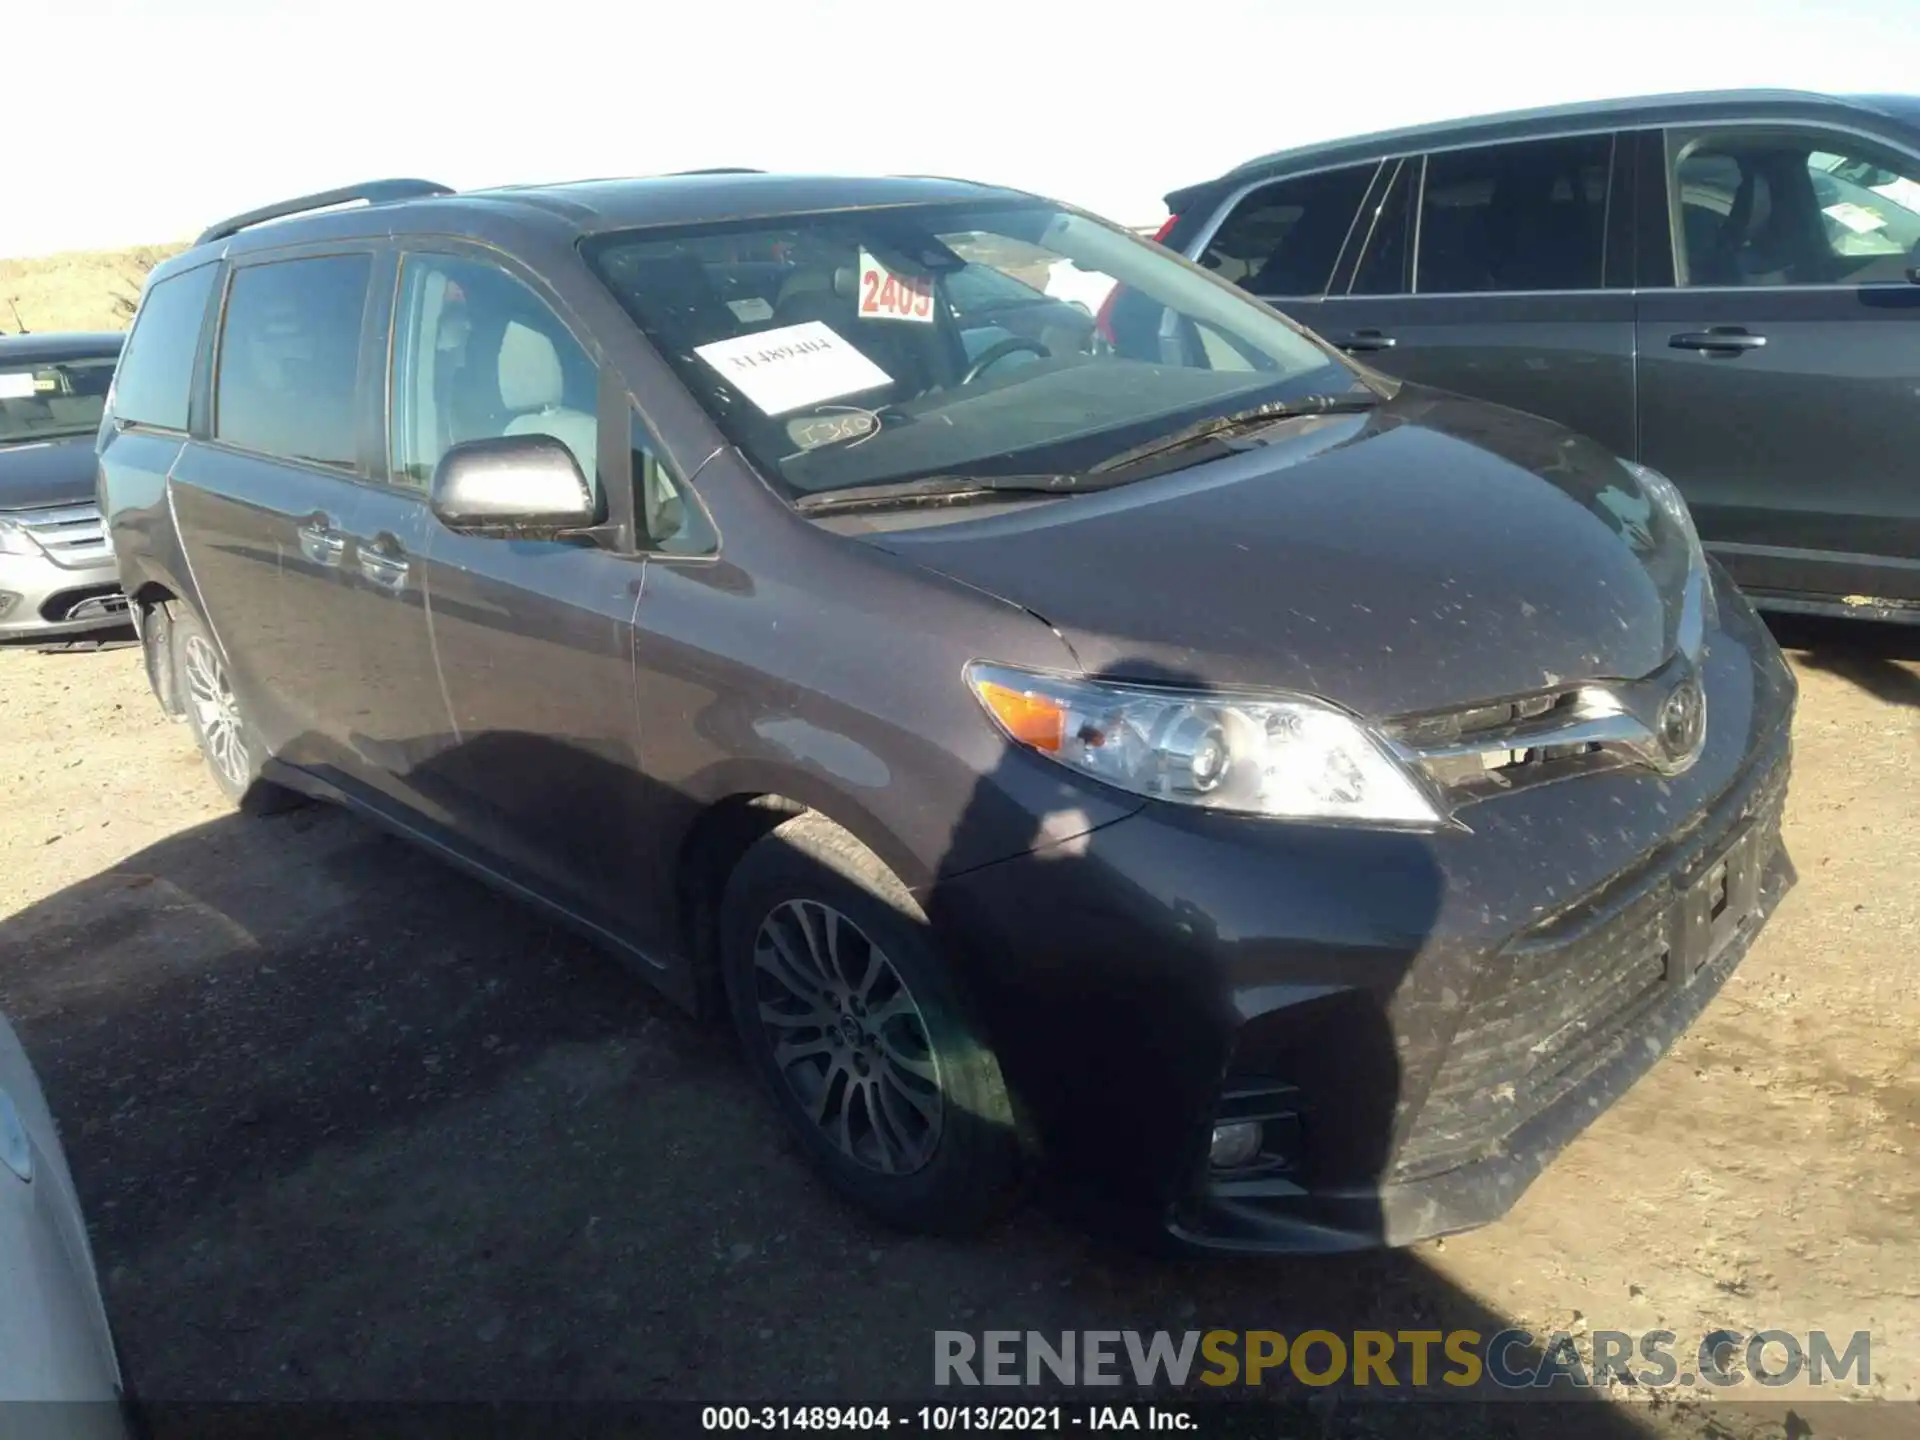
{"left": 934, "top": 1328, "right": 1871, "bottom": 1391}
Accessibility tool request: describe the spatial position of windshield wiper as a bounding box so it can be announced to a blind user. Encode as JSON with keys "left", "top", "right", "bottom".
{"left": 793, "top": 473, "right": 1081, "bottom": 516}
{"left": 1086, "top": 393, "right": 1379, "bottom": 479}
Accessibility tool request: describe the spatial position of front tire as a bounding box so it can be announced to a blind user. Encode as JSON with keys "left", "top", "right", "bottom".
{"left": 170, "top": 606, "right": 301, "bottom": 814}
{"left": 721, "top": 812, "right": 1023, "bottom": 1235}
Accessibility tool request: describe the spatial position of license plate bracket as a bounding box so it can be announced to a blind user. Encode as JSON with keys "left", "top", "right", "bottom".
{"left": 1668, "top": 821, "right": 1766, "bottom": 986}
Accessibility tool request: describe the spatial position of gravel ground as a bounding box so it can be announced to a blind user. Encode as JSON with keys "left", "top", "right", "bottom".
{"left": 0, "top": 615, "right": 1915, "bottom": 1438}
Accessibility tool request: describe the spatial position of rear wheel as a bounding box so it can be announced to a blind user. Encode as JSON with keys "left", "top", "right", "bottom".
{"left": 171, "top": 607, "right": 302, "bottom": 814}
{"left": 721, "top": 812, "right": 1023, "bottom": 1234}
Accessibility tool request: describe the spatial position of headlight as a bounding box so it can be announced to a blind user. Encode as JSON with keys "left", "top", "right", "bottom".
{"left": 966, "top": 662, "right": 1441, "bottom": 826}
{"left": 1621, "top": 460, "right": 1717, "bottom": 652}
{"left": 0, "top": 518, "right": 38, "bottom": 557}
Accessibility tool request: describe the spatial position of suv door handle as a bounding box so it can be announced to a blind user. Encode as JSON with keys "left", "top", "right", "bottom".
{"left": 1670, "top": 328, "right": 1767, "bottom": 353}
{"left": 357, "top": 539, "right": 410, "bottom": 591}
{"left": 295, "top": 516, "right": 346, "bottom": 567}
{"left": 1337, "top": 329, "right": 1397, "bottom": 352}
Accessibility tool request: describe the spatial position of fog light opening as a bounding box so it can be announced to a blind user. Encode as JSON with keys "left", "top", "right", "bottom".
{"left": 1209, "top": 1120, "right": 1264, "bottom": 1170}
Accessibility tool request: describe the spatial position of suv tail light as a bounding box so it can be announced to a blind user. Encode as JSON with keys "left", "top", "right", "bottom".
{"left": 1095, "top": 213, "right": 1181, "bottom": 344}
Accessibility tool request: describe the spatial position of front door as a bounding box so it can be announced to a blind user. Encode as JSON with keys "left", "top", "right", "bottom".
{"left": 1635, "top": 122, "right": 1920, "bottom": 606}
{"left": 385, "top": 248, "right": 654, "bottom": 941}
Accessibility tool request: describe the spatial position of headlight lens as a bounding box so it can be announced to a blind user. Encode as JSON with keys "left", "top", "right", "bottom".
{"left": 966, "top": 663, "right": 1440, "bottom": 826}
{"left": 0, "top": 518, "right": 37, "bottom": 557}
{"left": 1621, "top": 460, "right": 1717, "bottom": 652}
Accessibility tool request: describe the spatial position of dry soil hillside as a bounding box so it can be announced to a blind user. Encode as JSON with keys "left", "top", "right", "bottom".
{"left": 0, "top": 243, "right": 184, "bottom": 335}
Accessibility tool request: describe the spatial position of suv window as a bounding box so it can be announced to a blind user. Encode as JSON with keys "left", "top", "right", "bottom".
{"left": 390, "top": 254, "right": 601, "bottom": 507}
{"left": 1671, "top": 128, "right": 1920, "bottom": 287}
{"left": 112, "top": 262, "right": 218, "bottom": 432}
{"left": 1349, "top": 160, "right": 1419, "bottom": 295}
{"left": 1199, "top": 163, "right": 1376, "bottom": 295}
{"left": 215, "top": 255, "right": 371, "bottom": 468}
{"left": 1416, "top": 135, "right": 1613, "bottom": 293}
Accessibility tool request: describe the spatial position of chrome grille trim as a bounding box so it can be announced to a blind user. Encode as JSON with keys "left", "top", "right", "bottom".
{"left": 1384, "top": 651, "right": 1707, "bottom": 802}
{"left": 12, "top": 502, "right": 112, "bottom": 569}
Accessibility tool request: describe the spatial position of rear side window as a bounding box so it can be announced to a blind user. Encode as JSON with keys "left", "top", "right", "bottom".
{"left": 1416, "top": 135, "right": 1614, "bottom": 293}
{"left": 215, "top": 254, "right": 372, "bottom": 469}
{"left": 1199, "top": 163, "right": 1376, "bottom": 295}
{"left": 1349, "top": 160, "right": 1419, "bottom": 295}
{"left": 112, "top": 262, "right": 218, "bottom": 431}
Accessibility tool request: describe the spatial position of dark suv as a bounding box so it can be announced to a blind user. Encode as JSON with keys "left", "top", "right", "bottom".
{"left": 1152, "top": 88, "right": 1920, "bottom": 624}
{"left": 99, "top": 172, "right": 1795, "bottom": 1252}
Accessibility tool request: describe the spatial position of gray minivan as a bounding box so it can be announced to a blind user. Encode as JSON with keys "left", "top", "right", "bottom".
{"left": 1149, "top": 89, "right": 1920, "bottom": 622}
{"left": 98, "top": 172, "right": 1794, "bottom": 1252}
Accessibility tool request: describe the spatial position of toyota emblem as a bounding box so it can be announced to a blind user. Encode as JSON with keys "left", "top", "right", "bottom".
{"left": 1657, "top": 673, "right": 1707, "bottom": 768}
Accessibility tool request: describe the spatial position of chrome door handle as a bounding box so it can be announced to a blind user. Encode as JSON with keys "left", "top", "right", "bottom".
{"left": 357, "top": 547, "right": 409, "bottom": 590}
{"left": 1669, "top": 329, "right": 1767, "bottom": 353}
{"left": 1339, "top": 329, "right": 1398, "bottom": 352}
{"left": 295, "top": 519, "right": 346, "bottom": 567}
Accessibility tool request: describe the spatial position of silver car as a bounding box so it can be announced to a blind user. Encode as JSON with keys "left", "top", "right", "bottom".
{"left": 0, "top": 1011, "right": 129, "bottom": 1429}
{"left": 1, "top": 334, "right": 129, "bottom": 646}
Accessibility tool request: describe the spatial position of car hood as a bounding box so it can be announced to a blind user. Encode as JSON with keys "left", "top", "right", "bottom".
{"left": 853, "top": 387, "right": 1694, "bottom": 719}
{"left": 0, "top": 435, "right": 99, "bottom": 512}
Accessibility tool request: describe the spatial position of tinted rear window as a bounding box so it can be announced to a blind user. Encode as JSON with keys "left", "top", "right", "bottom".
{"left": 112, "top": 262, "right": 217, "bottom": 431}
{"left": 1417, "top": 135, "right": 1614, "bottom": 293}
{"left": 1199, "top": 163, "right": 1376, "bottom": 295}
{"left": 215, "top": 254, "right": 372, "bottom": 469}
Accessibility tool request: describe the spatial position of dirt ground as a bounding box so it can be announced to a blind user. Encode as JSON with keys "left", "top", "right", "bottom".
{"left": 0, "top": 615, "right": 1915, "bottom": 1436}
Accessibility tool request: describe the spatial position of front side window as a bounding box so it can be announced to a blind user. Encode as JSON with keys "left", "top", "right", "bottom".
{"left": 390, "top": 253, "right": 601, "bottom": 507}
{"left": 0, "top": 352, "right": 117, "bottom": 445}
{"left": 1671, "top": 128, "right": 1920, "bottom": 287}
{"left": 215, "top": 255, "right": 371, "bottom": 468}
{"left": 586, "top": 201, "right": 1356, "bottom": 500}
{"left": 1416, "top": 135, "right": 1613, "bottom": 293}
{"left": 110, "top": 261, "right": 218, "bottom": 432}
{"left": 1199, "top": 163, "right": 1376, "bottom": 295}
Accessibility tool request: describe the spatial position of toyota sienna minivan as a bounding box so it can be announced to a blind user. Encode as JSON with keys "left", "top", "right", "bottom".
{"left": 98, "top": 172, "right": 1796, "bottom": 1252}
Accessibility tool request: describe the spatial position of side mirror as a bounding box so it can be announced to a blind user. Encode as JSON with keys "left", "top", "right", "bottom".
{"left": 428, "top": 434, "right": 597, "bottom": 537}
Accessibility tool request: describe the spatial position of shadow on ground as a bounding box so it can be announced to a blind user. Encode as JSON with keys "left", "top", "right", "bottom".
{"left": 0, "top": 788, "right": 1662, "bottom": 1436}
{"left": 1763, "top": 613, "right": 1920, "bottom": 710}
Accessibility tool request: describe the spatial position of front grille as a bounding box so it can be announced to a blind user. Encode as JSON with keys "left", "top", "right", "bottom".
{"left": 13, "top": 502, "right": 112, "bottom": 569}
{"left": 1393, "top": 755, "right": 1789, "bottom": 1181}
{"left": 1385, "top": 650, "right": 1706, "bottom": 805}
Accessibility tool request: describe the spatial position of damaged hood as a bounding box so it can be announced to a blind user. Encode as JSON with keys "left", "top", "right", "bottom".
{"left": 856, "top": 387, "right": 1696, "bottom": 719}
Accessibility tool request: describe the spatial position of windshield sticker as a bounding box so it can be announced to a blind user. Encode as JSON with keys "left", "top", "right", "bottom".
{"left": 694, "top": 321, "right": 892, "bottom": 416}
{"left": 726, "top": 296, "right": 775, "bottom": 323}
{"left": 787, "top": 409, "right": 878, "bottom": 452}
{"left": 0, "top": 372, "right": 37, "bottom": 400}
{"left": 1822, "top": 201, "right": 1887, "bottom": 234}
{"left": 857, "top": 249, "right": 936, "bottom": 324}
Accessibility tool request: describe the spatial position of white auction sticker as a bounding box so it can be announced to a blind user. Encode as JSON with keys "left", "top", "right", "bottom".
{"left": 0, "top": 372, "right": 37, "bottom": 400}
{"left": 857, "top": 249, "right": 936, "bottom": 324}
{"left": 694, "top": 321, "right": 892, "bottom": 416}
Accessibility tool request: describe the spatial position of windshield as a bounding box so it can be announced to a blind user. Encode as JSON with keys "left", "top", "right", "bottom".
{"left": 585, "top": 200, "right": 1359, "bottom": 497}
{"left": 0, "top": 355, "right": 117, "bottom": 445}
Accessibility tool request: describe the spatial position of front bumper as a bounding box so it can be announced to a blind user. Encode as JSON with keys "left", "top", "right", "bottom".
{"left": 0, "top": 549, "right": 128, "bottom": 640}
{"left": 935, "top": 588, "right": 1797, "bottom": 1252}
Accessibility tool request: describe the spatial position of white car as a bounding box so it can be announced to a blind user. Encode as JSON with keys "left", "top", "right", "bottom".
{"left": 0, "top": 1011, "right": 130, "bottom": 1431}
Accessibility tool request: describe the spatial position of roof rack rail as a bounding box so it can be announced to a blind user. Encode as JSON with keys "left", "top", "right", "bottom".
{"left": 195, "top": 179, "right": 455, "bottom": 246}
{"left": 670, "top": 167, "right": 765, "bottom": 176}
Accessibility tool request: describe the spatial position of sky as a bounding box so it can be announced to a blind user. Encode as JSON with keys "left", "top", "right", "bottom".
{"left": 8, "top": 0, "right": 1917, "bottom": 257}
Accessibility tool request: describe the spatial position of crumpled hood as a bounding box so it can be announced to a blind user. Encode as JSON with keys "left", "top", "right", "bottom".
{"left": 858, "top": 387, "right": 1693, "bottom": 719}
{"left": 0, "top": 435, "right": 99, "bottom": 512}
